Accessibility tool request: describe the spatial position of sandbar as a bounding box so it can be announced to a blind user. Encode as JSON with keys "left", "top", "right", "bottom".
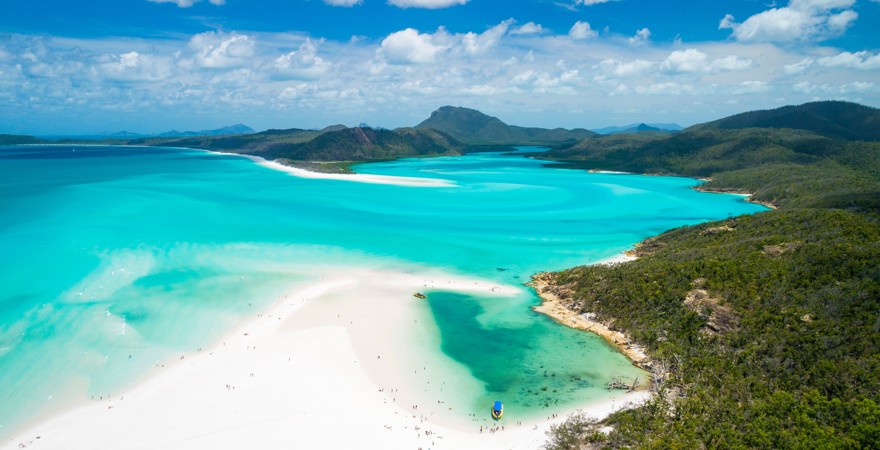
{"left": 210, "top": 151, "right": 456, "bottom": 187}
{"left": 2, "top": 267, "right": 649, "bottom": 450}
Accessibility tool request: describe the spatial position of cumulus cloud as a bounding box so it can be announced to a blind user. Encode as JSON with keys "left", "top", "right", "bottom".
{"left": 817, "top": 51, "right": 880, "bottom": 70}
{"left": 323, "top": 0, "right": 362, "bottom": 6}
{"left": 387, "top": 0, "right": 468, "bottom": 9}
{"left": 461, "top": 20, "right": 513, "bottom": 54}
{"left": 272, "top": 39, "right": 332, "bottom": 80}
{"left": 660, "top": 49, "right": 752, "bottom": 74}
{"left": 719, "top": 0, "right": 858, "bottom": 42}
{"left": 793, "top": 80, "right": 876, "bottom": 94}
{"left": 378, "top": 28, "right": 449, "bottom": 64}
{"left": 375, "top": 21, "right": 512, "bottom": 65}
{"left": 98, "top": 51, "right": 173, "bottom": 82}
{"left": 628, "top": 28, "right": 651, "bottom": 45}
{"left": 186, "top": 32, "right": 255, "bottom": 69}
{"left": 598, "top": 59, "right": 653, "bottom": 77}
{"left": 569, "top": 21, "right": 597, "bottom": 40}
{"left": 3, "top": 14, "right": 879, "bottom": 134}
{"left": 511, "top": 22, "right": 545, "bottom": 35}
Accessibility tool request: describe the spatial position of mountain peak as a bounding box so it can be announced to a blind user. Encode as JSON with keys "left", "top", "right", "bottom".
{"left": 417, "top": 106, "right": 595, "bottom": 144}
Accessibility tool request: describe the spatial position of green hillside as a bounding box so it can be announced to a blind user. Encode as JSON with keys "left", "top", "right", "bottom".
{"left": 416, "top": 105, "right": 595, "bottom": 145}
{"left": 692, "top": 101, "right": 880, "bottom": 141}
{"left": 261, "top": 126, "right": 464, "bottom": 161}
{"left": 0, "top": 134, "right": 44, "bottom": 145}
{"left": 541, "top": 102, "right": 880, "bottom": 448}
{"left": 130, "top": 127, "right": 328, "bottom": 153}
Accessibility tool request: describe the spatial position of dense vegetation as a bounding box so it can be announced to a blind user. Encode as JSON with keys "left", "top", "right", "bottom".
{"left": 260, "top": 126, "right": 464, "bottom": 161}
{"left": 693, "top": 101, "right": 880, "bottom": 141}
{"left": 416, "top": 105, "right": 595, "bottom": 145}
{"left": 542, "top": 101, "right": 880, "bottom": 448}
{"left": 0, "top": 134, "right": 45, "bottom": 145}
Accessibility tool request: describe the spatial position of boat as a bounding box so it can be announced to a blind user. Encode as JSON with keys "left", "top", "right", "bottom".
{"left": 413, "top": 292, "right": 427, "bottom": 299}
{"left": 491, "top": 400, "right": 503, "bottom": 420}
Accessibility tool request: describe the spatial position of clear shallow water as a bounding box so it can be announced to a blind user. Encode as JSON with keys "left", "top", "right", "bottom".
{"left": 0, "top": 145, "right": 766, "bottom": 436}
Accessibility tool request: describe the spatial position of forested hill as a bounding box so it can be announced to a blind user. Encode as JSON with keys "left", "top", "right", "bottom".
{"left": 129, "top": 125, "right": 463, "bottom": 163}
{"left": 0, "top": 134, "right": 44, "bottom": 145}
{"left": 691, "top": 101, "right": 880, "bottom": 141}
{"left": 415, "top": 105, "right": 595, "bottom": 145}
{"left": 261, "top": 126, "right": 464, "bottom": 161}
{"left": 541, "top": 103, "right": 880, "bottom": 449}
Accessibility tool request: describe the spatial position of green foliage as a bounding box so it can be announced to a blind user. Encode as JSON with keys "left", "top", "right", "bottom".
{"left": 543, "top": 413, "right": 599, "bottom": 450}
{"left": 693, "top": 101, "right": 880, "bottom": 141}
{"left": 416, "top": 105, "right": 595, "bottom": 145}
{"left": 545, "top": 128, "right": 859, "bottom": 178}
{"left": 261, "top": 126, "right": 464, "bottom": 161}
{"left": 0, "top": 134, "right": 44, "bottom": 145}
{"left": 548, "top": 209, "right": 880, "bottom": 448}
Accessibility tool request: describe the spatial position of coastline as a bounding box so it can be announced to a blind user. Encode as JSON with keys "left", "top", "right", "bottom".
{"left": 693, "top": 185, "right": 778, "bottom": 210}
{"left": 528, "top": 255, "right": 653, "bottom": 376}
{"left": 207, "top": 151, "right": 457, "bottom": 188}
{"left": 1, "top": 267, "right": 650, "bottom": 450}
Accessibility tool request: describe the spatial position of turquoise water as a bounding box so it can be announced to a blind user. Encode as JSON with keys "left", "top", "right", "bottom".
{"left": 0, "top": 145, "right": 766, "bottom": 436}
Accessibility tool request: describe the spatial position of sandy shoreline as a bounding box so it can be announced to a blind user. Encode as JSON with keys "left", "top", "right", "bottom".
{"left": 2, "top": 267, "right": 651, "bottom": 450}
{"left": 208, "top": 151, "right": 457, "bottom": 187}
{"left": 528, "top": 255, "right": 653, "bottom": 374}
{"left": 693, "top": 185, "right": 778, "bottom": 210}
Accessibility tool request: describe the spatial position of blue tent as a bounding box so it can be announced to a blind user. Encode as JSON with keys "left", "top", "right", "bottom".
{"left": 493, "top": 401, "right": 502, "bottom": 411}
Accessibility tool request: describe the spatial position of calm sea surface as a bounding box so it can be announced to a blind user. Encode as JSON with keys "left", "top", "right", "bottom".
{"left": 0, "top": 145, "right": 766, "bottom": 437}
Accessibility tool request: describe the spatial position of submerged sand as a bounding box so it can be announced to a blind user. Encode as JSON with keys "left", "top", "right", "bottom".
{"left": 2, "top": 268, "right": 650, "bottom": 450}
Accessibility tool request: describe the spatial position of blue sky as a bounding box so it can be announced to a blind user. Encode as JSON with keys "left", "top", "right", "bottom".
{"left": 1, "top": 0, "right": 878, "bottom": 134}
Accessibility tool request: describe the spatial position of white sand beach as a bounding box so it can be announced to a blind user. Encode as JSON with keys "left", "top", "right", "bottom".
{"left": 213, "top": 152, "right": 456, "bottom": 187}
{"left": 2, "top": 268, "right": 651, "bottom": 450}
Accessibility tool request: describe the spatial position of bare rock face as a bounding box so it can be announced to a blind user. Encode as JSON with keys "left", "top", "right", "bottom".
{"left": 683, "top": 286, "right": 738, "bottom": 334}
{"left": 700, "top": 225, "right": 734, "bottom": 236}
{"left": 762, "top": 242, "right": 802, "bottom": 257}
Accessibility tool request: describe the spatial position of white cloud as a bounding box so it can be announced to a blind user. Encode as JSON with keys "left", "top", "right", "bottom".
{"left": 98, "top": 51, "right": 173, "bottom": 82}
{"left": 710, "top": 55, "right": 754, "bottom": 72}
{"left": 817, "top": 51, "right": 880, "bottom": 70}
{"left": 720, "top": 0, "right": 858, "bottom": 42}
{"left": 569, "top": 21, "right": 597, "bottom": 40}
{"left": 187, "top": 32, "right": 255, "bottom": 69}
{"left": 599, "top": 59, "right": 653, "bottom": 77}
{"left": 387, "top": 0, "right": 468, "bottom": 8}
{"left": 660, "top": 49, "right": 708, "bottom": 73}
{"left": 378, "top": 28, "right": 448, "bottom": 64}
{"left": 3, "top": 17, "right": 879, "bottom": 134}
{"left": 628, "top": 28, "right": 651, "bottom": 45}
{"left": 793, "top": 80, "right": 876, "bottom": 94}
{"left": 660, "top": 49, "right": 752, "bottom": 74}
{"left": 511, "top": 22, "right": 545, "bottom": 35}
{"left": 784, "top": 57, "right": 814, "bottom": 75}
{"left": 575, "top": 0, "right": 613, "bottom": 4}
{"left": 461, "top": 20, "right": 512, "bottom": 54}
{"left": 272, "top": 39, "right": 332, "bottom": 80}
{"left": 635, "top": 82, "right": 712, "bottom": 96}
{"left": 731, "top": 81, "right": 771, "bottom": 95}
{"left": 323, "top": 0, "right": 362, "bottom": 5}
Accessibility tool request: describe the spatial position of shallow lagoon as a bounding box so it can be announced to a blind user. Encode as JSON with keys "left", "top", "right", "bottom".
{"left": 0, "top": 145, "right": 766, "bottom": 437}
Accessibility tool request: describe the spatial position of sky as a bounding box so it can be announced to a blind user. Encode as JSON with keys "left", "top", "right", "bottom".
{"left": 1, "top": 0, "right": 879, "bottom": 135}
